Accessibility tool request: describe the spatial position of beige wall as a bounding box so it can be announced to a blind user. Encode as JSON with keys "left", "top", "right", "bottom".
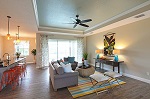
{"left": 2, "top": 37, "right": 36, "bottom": 63}
{"left": 0, "top": 35, "right": 3, "bottom": 58}
{"left": 87, "top": 18, "right": 150, "bottom": 81}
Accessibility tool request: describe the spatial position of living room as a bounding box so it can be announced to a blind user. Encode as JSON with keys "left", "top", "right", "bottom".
{"left": 0, "top": 0, "right": 150, "bottom": 99}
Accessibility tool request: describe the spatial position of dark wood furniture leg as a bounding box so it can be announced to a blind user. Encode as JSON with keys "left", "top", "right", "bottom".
{"left": 95, "top": 61, "right": 97, "bottom": 69}
{"left": 113, "top": 66, "right": 115, "bottom": 72}
{"left": 118, "top": 65, "right": 120, "bottom": 73}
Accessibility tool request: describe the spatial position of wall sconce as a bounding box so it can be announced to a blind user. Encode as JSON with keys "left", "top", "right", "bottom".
{"left": 113, "top": 49, "right": 120, "bottom": 62}
{"left": 95, "top": 49, "right": 101, "bottom": 59}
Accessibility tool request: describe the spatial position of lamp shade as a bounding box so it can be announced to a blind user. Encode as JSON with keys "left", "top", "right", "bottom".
{"left": 113, "top": 49, "right": 120, "bottom": 55}
{"left": 95, "top": 49, "right": 101, "bottom": 54}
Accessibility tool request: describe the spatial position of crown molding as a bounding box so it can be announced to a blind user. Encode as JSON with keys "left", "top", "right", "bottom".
{"left": 84, "top": 9, "right": 150, "bottom": 37}
{"left": 84, "top": 0, "right": 150, "bottom": 34}
{"left": 38, "top": 26, "right": 83, "bottom": 36}
{"left": 32, "top": 0, "right": 39, "bottom": 27}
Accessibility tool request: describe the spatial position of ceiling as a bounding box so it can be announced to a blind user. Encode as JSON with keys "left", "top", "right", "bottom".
{"left": 0, "top": 0, "right": 37, "bottom": 38}
{"left": 0, "top": 0, "right": 150, "bottom": 38}
{"left": 36, "top": 0, "right": 148, "bottom": 30}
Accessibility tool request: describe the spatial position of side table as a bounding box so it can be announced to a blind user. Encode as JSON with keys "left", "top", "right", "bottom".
{"left": 75, "top": 65, "right": 95, "bottom": 77}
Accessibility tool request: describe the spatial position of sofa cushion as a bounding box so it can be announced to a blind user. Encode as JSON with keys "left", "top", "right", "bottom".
{"left": 60, "top": 62, "right": 72, "bottom": 73}
{"left": 68, "top": 57, "right": 75, "bottom": 63}
{"left": 53, "top": 63, "right": 64, "bottom": 75}
{"left": 64, "top": 57, "right": 68, "bottom": 62}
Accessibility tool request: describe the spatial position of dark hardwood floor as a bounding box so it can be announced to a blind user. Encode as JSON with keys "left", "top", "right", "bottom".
{"left": 0, "top": 64, "right": 150, "bottom": 99}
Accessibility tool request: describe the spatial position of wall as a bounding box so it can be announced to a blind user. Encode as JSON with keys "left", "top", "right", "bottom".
{"left": 0, "top": 35, "right": 3, "bottom": 59}
{"left": 87, "top": 18, "right": 150, "bottom": 81}
{"left": 3, "top": 37, "right": 36, "bottom": 63}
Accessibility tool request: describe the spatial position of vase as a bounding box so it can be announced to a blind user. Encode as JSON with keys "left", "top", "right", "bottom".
{"left": 114, "top": 55, "right": 118, "bottom": 62}
{"left": 84, "top": 60, "right": 88, "bottom": 66}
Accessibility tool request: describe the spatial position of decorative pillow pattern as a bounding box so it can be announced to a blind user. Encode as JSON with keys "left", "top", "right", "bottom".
{"left": 68, "top": 57, "right": 75, "bottom": 63}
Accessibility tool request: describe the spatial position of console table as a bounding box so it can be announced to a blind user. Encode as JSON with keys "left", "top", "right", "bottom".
{"left": 93, "top": 58, "right": 124, "bottom": 73}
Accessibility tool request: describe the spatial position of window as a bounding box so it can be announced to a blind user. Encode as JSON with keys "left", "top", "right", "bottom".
{"left": 15, "top": 41, "right": 29, "bottom": 56}
{"left": 48, "top": 39, "right": 77, "bottom": 62}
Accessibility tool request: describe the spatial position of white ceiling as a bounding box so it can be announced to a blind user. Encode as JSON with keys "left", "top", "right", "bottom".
{"left": 0, "top": 0, "right": 37, "bottom": 38}
{"left": 0, "top": 0, "right": 150, "bottom": 38}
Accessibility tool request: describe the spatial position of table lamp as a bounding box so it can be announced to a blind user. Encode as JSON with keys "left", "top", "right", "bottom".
{"left": 113, "top": 49, "right": 120, "bottom": 62}
{"left": 95, "top": 49, "right": 101, "bottom": 59}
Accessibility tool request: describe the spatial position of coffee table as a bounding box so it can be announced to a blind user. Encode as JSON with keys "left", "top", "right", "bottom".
{"left": 76, "top": 65, "right": 95, "bottom": 77}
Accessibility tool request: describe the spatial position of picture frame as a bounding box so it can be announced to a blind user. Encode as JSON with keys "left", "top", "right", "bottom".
{"left": 103, "top": 32, "right": 116, "bottom": 56}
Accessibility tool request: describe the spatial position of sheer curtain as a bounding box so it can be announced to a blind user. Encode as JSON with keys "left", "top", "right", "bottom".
{"left": 38, "top": 35, "right": 49, "bottom": 68}
{"left": 77, "top": 37, "right": 84, "bottom": 63}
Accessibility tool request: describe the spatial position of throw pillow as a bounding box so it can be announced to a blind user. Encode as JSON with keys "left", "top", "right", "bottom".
{"left": 53, "top": 63, "right": 64, "bottom": 75}
{"left": 64, "top": 57, "right": 68, "bottom": 62}
{"left": 68, "top": 57, "right": 75, "bottom": 63}
{"left": 60, "top": 59, "right": 64, "bottom": 62}
{"left": 63, "top": 61, "right": 69, "bottom": 65}
{"left": 60, "top": 62, "right": 72, "bottom": 73}
{"left": 57, "top": 60, "right": 61, "bottom": 65}
{"left": 51, "top": 61, "right": 57, "bottom": 65}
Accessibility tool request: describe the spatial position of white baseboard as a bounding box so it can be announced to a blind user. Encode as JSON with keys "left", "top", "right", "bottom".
{"left": 123, "top": 73, "right": 150, "bottom": 84}
{"left": 89, "top": 63, "right": 150, "bottom": 84}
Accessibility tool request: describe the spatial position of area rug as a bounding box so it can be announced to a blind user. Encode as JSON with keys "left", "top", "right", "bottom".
{"left": 68, "top": 72, "right": 126, "bottom": 98}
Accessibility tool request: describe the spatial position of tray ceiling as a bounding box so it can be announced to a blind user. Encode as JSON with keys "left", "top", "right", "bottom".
{"left": 36, "top": 0, "right": 149, "bottom": 31}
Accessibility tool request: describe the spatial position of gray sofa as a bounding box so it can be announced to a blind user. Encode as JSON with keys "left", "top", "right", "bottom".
{"left": 49, "top": 63, "right": 78, "bottom": 91}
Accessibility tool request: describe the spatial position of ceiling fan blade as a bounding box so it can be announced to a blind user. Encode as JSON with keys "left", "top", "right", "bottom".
{"left": 79, "top": 23, "right": 89, "bottom": 27}
{"left": 63, "top": 22, "right": 75, "bottom": 24}
{"left": 81, "top": 19, "right": 92, "bottom": 23}
{"left": 73, "top": 24, "right": 77, "bottom": 28}
{"left": 70, "top": 17, "right": 76, "bottom": 22}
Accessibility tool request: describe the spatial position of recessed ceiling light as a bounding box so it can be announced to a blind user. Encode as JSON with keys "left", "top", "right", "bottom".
{"left": 134, "top": 14, "right": 145, "bottom": 18}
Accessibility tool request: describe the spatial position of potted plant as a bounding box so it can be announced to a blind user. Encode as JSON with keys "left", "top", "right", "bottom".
{"left": 31, "top": 49, "right": 36, "bottom": 63}
{"left": 83, "top": 52, "right": 88, "bottom": 67}
{"left": 15, "top": 52, "right": 21, "bottom": 59}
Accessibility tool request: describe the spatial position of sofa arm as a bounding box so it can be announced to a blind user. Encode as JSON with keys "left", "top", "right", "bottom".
{"left": 54, "top": 71, "right": 79, "bottom": 79}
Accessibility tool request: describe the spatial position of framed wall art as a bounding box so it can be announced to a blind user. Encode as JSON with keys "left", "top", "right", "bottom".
{"left": 103, "top": 32, "right": 116, "bottom": 56}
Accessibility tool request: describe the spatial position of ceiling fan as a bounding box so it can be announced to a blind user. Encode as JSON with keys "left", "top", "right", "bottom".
{"left": 69, "top": 15, "right": 92, "bottom": 28}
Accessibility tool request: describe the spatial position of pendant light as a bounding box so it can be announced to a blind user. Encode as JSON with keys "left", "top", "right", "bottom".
{"left": 6, "top": 16, "right": 11, "bottom": 40}
{"left": 16, "top": 26, "right": 20, "bottom": 43}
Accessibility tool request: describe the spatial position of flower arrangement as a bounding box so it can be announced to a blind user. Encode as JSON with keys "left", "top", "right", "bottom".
{"left": 15, "top": 52, "right": 21, "bottom": 58}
